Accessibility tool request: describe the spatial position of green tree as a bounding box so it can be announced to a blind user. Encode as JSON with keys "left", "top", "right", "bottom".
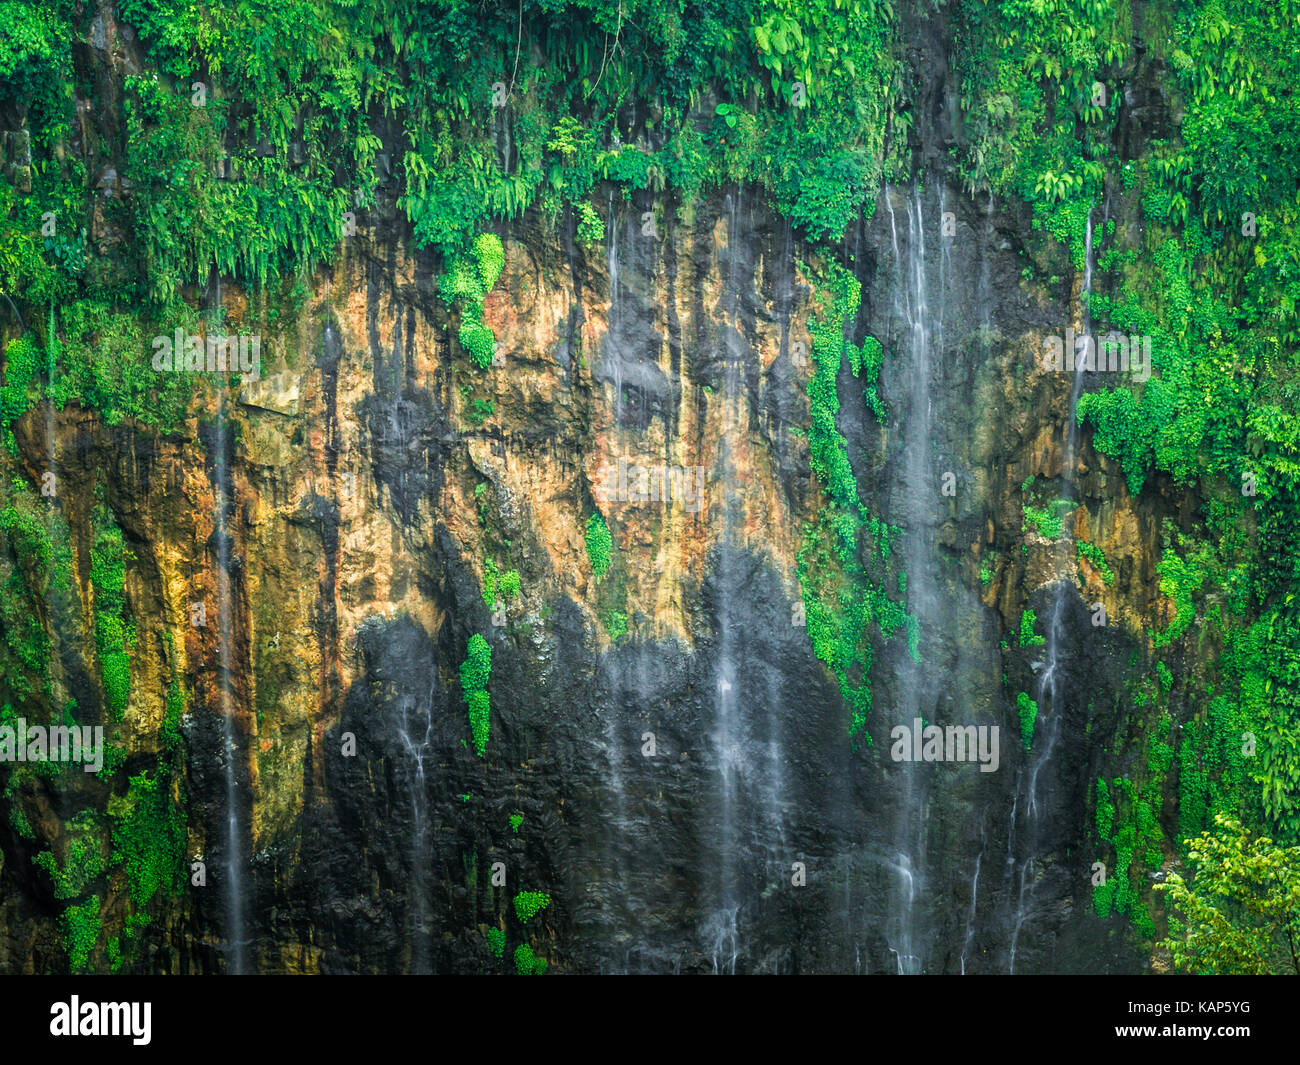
{"left": 1156, "top": 814, "right": 1300, "bottom": 974}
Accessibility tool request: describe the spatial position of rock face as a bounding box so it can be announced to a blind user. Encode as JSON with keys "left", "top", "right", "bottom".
{"left": 0, "top": 7, "right": 1186, "bottom": 976}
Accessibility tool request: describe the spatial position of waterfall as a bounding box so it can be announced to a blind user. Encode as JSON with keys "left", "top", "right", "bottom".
{"left": 214, "top": 390, "right": 247, "bottom": 974}
{"left": 397, "top": 678, "right": 434, "bottom": 972}
{"left": 960, "top": 825, "right": 985, "bottom": 974}
{"left": 607, "top": 190, "right": 624, "bottom": 426}
{"left": 595, "top": 643, "right": 634, "bottom": 972}
{"left": 878, "top": 181, "right": 942, "bottom": 974}
{"left": 706, "top": 187, "right": 745, "bottom": 974}
{"left": 1008, "top": 208, "right": 1095, "bottom": 972}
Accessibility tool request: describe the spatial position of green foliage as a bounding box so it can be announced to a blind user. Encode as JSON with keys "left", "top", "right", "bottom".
{"left": 1019, "top": 609, "right": 1044, "bottom": 647}
{"left": 1076, "top": 540, "right": 1114, "bottom": 584}
{"left": 796, "top": 261, "right": 912, "bottom": 743}
{"left": 604, "top": 609, "right": 627, "bottom": 641}
{"left": 585, "top": 511, "right": 612, "bottom": 580}
{"left": 1022, "top": 500, "right": 1069, "bottom": 540}
{"left": 460, "top": 633, "right": 492, "bottom": 757}
{"left": 443, "top": 233, "right": 505, "bottom": 369}
{"left": 0, "top": 480, "right": 62, "bottom": 700}
{"left": 89, "top": 509, "right": 133, "bottom": 721}
{"left": 0, "top": 0, "right": 908, "bottom": 454}
{"left": 575, "top": 201, "right": 605, "bottom": 246}
{"left": 61, "top": 895, "right": 100, "bottom": 974}
{"left": 161, "top": 678, "right": 184, "bottom": 751}
{"left": 509, "top": 813, "right": 523, "bottom": 834}
{"left": 513, "top": 890, "right": 551, "bottom": 924}
{"left": 34, "top": 810, "right": 107, "bottom": 900}
{"left": 1156, "top": 661, "right": 1173, "bottom": 693}
{"left": 513, "top": 942, "right": 546, "bottom": 975}
{"left": 498, "top": 569, "right": 520, "bottom": 600}
{"left": 8, "top": 801, "right": 33, "bottom": 839}
{"left": 486, "top": 926, "right": 505, "bottom": 958}
{"left": 483, "top": 559, "right": 521, "bottom": 608}
{"left": 1096, "top": 777, "right": 1114, "bottom": 840}
{"left": 466, "top": 396, "right": 495, "bottom": 426}
{"left": 1016, "top": 692, "right": 1038, "bottom": 752}
{"left": 1156, "top": 815, "right": 1300, "bottom": 974}
{"left": 956, "top": 0, "right": 1300, "bottom": 868}
{"left": 1094, "top": 771, "right": 1168, "bottom": 938}
{"left": 110, "top": 769, "right": 187, "bottom": 908}
{"left": 1, "top": 336, "right": 38, "bottom": 440}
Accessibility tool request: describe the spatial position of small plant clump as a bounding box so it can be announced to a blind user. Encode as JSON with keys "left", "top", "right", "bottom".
{"left": 513, "top": 891, "right": 551, "bottom": 924}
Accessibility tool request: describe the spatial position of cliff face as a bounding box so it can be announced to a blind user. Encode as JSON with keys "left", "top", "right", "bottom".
{"left": 0, "top": 3, "right": 1198, "bottom": 975}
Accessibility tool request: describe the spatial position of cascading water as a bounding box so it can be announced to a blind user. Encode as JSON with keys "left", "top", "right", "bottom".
{"left": 705, "top": 187, "right": 746, "bottom": 975}
{"left": 213, "top": 389, "right": 247, "bottom": 974}
{"left": 607, "top": 189, "right": 624, "bottom": 426}
{"left": 960, "top": 822, "right": 986, "bottom": 975}
{"left": 594, "top": 636, "right": 635, "bottom": 974}
{"left": 397, "top": 679, "right": 435, "bottom": 973}
{"left": 878, "top": 181, "right": 944, "bottom": 975}
{"left": 1008, "top": 208, "right": 1095, "bottom": 973}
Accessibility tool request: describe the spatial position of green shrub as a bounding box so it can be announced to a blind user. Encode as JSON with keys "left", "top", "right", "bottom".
{"left": 1020, "top": 609, "right": 1045, "bottom": 647}
{"left": 1076, "top": 540, "right": 1114, "bottom": 584}
{"left": 61, "top": 895, "right": 101, "bottom": 973}
{"left": 513, "top": 890, "right": 551, "bottom": 923}
{"left": 110, "top": 769, "right": 187, "bottom": 908}
{"left": 459, "top": 318, "right": 496, "bottom": 369}
{"left": 513, "top": 943, "right": 546, "bottom": 975}
{"left": 575, "top": 201, "right": 605, "bottom": 246}
{"left": 585, "top": 512, "right": 612, "bottom": 579}
{"left": 604, "top": 610, "right": 627, "bottom": 641}
{"left": 460, "top": 634, "right": 492, "bottom": 756}
{"left": 1017, "top": 692, "right": 1038, "bottom": 751}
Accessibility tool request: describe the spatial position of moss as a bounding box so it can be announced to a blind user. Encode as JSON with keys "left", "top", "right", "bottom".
{"left": 486, "top": 927, "right": 505, "bottom": 958}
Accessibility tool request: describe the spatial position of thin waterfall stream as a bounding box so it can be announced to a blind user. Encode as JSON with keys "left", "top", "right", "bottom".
{"left": 1008, "top": 208, "right": 1095, "bottom": 973}
{"left": 707, "top": 186, "right": 745, "bottom": 975}
{"left": 214, "top": 389, "right": 247, "bottom": 974}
